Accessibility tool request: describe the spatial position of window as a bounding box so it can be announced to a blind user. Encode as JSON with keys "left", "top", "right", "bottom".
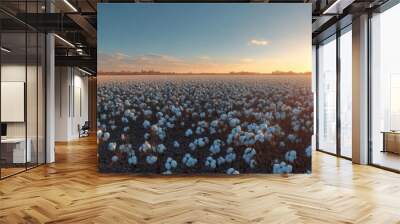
{"left": 370, "top": 3, "right": 400, "bottom": 171}
{"left": 339, "top": 27, "right": 352, "bottom": 158}
{"left": 317, "top": 35, "right": 337, "bottom": 154}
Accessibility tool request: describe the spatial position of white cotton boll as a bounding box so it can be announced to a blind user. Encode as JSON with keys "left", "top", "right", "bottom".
{"left": 139, "top": 141, "right": 152, "bottom": 152}
{"left": 226, "top": 134, "right": 233, "bottom": 145}
{"left": 217, "top": 156, "right": 225, "bottom": 165}
{"left": 292, "top": 107, "right": 301, "bottom": 115}
{"left": 209, "top": 127, "right": 216, "bottom": 135}
{"left": 195, "top": 126, "right": 205, "bottom": 135}
{"left": 197, "top": 138, "right": 206, "bottom": 147}
{"left": 166, "top": 122, "right": 174, "bottom": 129}
{"left": 189, "top": 142, "right": 196, "bottom": 151}
{"left": 287, "top": 134, "right": 296, "bottom": 143}
{"left": 255, "top": 133, "right": 265, "bottom": 143}
{"left": 102, "top": 132, "right": 110, "bottom": 141}
{"left": 285, "top": 150, "right": 297, "bottom": 162}
{"left": 225, "top": 151, "right": 236, "bottom": 163}
{"left": 119, "top": 144, "right": 127, "bottom": 152}
{"left": 229, "top": 118, "right": 240, "bottom": 127}
{"left": 180, "top": 121, "right": 185, "bottom": 126}
{"left": 146, "top": 155, "right": 157, "bottom": 165}
{"left": 143, "top": 110, "right": 153, "bottom": 117}
{"left": 279, "top": 141, "right": 285, "bottom": 148}
{"left": 185, "top": 129, "right": 193, "bottom": 137}
{"left": 173, "top": 141, "right": 180, "bottom": 148}
{"left": 123, "top": 126, "right": 130, "bottom": 132}
{"left": 121, "top": 116, "right": 129, "bottom": 124}
{"left": 111, "top": 125, "right": 117, "bottom": 131}
{"left": 232, "top": 126, "right": 241, "bottom": 134}
{"left": 128, "top": 155, "right": 137, "bottom": 165}
{"left": 156, "top": 111, "right": 163, "bottom": 118}
{"left": 243, "top": 147, "right": 256, "bottom": 165}
{"left": 111, "top": 155, "right": 119, "bottom": 162}
{"left": 272, "top": 161, "right": 293, "bottom": 174}
{"left": 108, "top": 142, "right": 117, "bottom": 151}
{"left": 165, "top": 157, "right": 177, "bottom": 170}
{"left": 249, "top": 159, "right": 257, "bottom": 168}
{"left": 144, "top": 133, "right": 150, "bottom": 140}
{"left": 209, "top": 144, "right": 220, "bottom": 154}
{"left": 305, "top": 145, "right": 312, "bottom": 157}
{"left": 158, "top": 118, "right": 166, "bottom": 126}
{"left": 182, "top": 153, "right": 197, "bottom": 167}
{"left": 143, "top": 120, "right": 151, "bottom": 129}
{"left": 156, "top": 144, "right": 166, "bottom": 154}
{"left": 210, "top": 120, "right": 219, "bottom": 128}
{"left": 220, "top": 114, "right": 228, "bottom": 121}
{"left": 200, "top": 112, "right": 206, "bottom": 119}
{"left": 205, "top": 156, "right": 217, "bottom": 169}
{"left": 100, "top": 114, "right": 107, "bottom": 120}
{"left": 226, "top": 168, "right": 239, "bottom": 175}
{"left": 97, "top": 130, "right": 103, "bottom": 139}
{"left": 170, "top": 159, "right": 177, "bottom": 168}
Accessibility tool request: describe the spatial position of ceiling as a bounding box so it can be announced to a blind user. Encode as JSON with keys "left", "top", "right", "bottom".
{"left": 0, "top": 0, "right": 390, "bottom": 74}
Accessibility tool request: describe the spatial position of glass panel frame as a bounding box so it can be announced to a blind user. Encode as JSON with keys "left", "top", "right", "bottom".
{"left": 0, "top": 1, "right": 47, "bottom": 179}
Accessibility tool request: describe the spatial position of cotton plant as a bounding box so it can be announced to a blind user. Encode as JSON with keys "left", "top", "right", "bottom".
{"left": 205, "top": 156, "right": 217, "bottom": 169}
{"left": 285, "top": 150, "right": 297, "bottom": 163}
{"left": 305, "top": 145, "right": 312, "bottom": 157}
{"left": 272, "top": 161, "right": 293, "bottom": 174}
{"left": 139, "top": 141, "right": 152, "bottom": 153}
{"left": 182, "top": 153, "right": 197, "bottom": 167}
{"left": 209, "top": 139, "right": 223, "bottom": 154}
{"left": 108, "top": 142, "right": 117, "bottom": 151}
{"left": 164, "top": 157, "right": 178, "bottom": 171}
{"left": 226, "top": 168, "right": 240, "bottom": 175}
{"left": 225, "top": 147, "right": 236, "bottom": 163}
{"left": 243, "top": 147, "right": 257, "bottom": 168}
{"left": 185, "top": 128, "right": 193, "bottom": 137}
{"left": 146, "top": 155, "right": 158, "bottom": 165}
{"left": 97, "top": 75, "right": 313, "bottom": 174}
{"left": 156, "top": 144, "right": 166, "bottom": 154}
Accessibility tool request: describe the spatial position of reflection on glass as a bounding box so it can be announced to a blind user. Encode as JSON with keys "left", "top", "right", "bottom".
{"left": 27, "top": 31, "right": 38, "bottom": 169}
{"left": 371, "top": 3, "right": 400, "bottom": 171}
{"left": 340, "top": 28, "right": 352, "bottom": 158}
{"left": 1, "top": 32, "right": 27, "bottom": 177}
{"left": 318, "top": 36, "right": 337, "bottom": 154}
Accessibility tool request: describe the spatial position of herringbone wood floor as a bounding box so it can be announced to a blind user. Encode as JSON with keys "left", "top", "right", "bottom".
{"left": 1, "top": 136, "right": 400, "bottom": 224}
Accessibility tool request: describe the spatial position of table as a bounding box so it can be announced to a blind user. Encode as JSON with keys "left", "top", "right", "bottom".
{"left": 1, "top": 138, "right": 31, "bottom": 163}
{"left": 381, "top": 131, "right": 400, "bottom": 154}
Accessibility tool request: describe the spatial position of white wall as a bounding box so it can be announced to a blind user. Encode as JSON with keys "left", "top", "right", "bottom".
{"left": 55, "top": 67, "right": 89, "bottom": 141}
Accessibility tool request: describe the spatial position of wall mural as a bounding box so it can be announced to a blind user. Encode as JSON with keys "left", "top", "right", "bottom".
{"left": 97, "top": 4, "right": 313, "bottom": 174}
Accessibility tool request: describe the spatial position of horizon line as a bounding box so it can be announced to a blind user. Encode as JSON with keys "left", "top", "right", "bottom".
{"left": 98, "top": 70, "right": 312, "bottom": 75}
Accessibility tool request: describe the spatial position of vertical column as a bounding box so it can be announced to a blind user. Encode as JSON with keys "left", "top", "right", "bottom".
{"left": 46, "top": 33, "right": 55, "bottom": 163}
{"left": 46, "top": 1, "right": 55, "bottom": 163}
{"left": 352, "top": 14, "right": 369, "bottom": 164}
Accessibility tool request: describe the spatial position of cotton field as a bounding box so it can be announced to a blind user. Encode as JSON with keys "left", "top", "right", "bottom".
{"left": 97, "top": 74, "right": 313, "bottom": 174}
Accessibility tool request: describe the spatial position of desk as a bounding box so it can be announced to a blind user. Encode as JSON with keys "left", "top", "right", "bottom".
{"left": 382, "top": 131, "right": 400, "bottom": 154}
{"left": 1, "top": 138, "right": 31, "bottom": 163}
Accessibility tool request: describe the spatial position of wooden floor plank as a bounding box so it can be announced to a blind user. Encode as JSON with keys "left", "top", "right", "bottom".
{"left": 0, "top": 136, "right": 400, "bottom": 224}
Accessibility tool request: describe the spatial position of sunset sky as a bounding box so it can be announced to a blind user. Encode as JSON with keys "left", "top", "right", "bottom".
{"left": 98, "top": 4, "right": 311, "bottom": 73}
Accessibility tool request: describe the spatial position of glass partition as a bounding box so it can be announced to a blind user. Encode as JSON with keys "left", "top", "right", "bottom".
{"left": 0, "top": 2, "right": 46, "bottom": 179}
{"left": 1, "top": 31, "right": 28, "bottom": 177}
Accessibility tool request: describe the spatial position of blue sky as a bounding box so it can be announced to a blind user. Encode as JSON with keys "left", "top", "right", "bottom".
{"left": 98, "top": 4, "right": 311, "bottom": 73}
